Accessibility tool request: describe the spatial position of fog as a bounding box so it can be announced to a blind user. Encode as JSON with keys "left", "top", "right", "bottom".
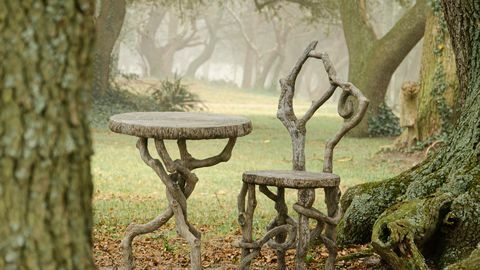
{"left": 113, "top": 0, "right": 422, "bottom": 110}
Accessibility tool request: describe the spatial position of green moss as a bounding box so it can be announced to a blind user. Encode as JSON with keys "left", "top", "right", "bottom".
{"left": 338, "top": 169, "right": 415, "bottom": 245}
{"left": 371, "top": 193, "right": 452, "bottom": 270}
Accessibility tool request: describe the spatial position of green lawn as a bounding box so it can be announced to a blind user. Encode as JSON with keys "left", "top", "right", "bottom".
{"left": 92, "top": 81, "right": 409, "bottom": 243}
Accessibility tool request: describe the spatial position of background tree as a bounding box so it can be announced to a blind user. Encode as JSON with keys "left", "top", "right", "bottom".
{"left": 184, "top": 10, "right": 224, "bottom": 78}
{"left": 0, "top": 1, "right": 96, "bottom": 269}
{"left": 255, "top": 0, "right": 427, "bottom": 136}
{"left": 416, "top": 0, "right": 457, "bottom": 142}
{"left": 137, "top": 6, "right": 201, "bottom": 78}
{"left": 94, "top": 0, "right": 127, "bottom": 96}
{"left": 337, "top": 0, "right": 480, "bottom": 268}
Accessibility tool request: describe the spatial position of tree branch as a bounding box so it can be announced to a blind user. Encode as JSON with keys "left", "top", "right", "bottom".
{"left": 177, "top": 138, "right": 236, "bottom": 170}
{"left": 373, "top": 0, "right": 427, "bottom": 72}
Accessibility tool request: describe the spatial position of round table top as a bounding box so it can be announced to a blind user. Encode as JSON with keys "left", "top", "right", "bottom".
{"left": 109, "top": 112, "right": 252, "bottom": 140}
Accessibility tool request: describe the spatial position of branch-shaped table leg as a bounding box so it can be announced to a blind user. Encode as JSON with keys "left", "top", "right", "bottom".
{"left": 121, "top": 137, "right": 236, "bottom": 270}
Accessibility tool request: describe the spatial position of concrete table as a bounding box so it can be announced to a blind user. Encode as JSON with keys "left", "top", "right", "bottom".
{"left": 109, "top": 112, "right": 252, "bottom": 270}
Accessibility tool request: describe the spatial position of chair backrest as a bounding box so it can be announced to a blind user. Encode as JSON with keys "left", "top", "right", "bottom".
{"left": 276, "top": 41, "right": 369, "bottom": 173}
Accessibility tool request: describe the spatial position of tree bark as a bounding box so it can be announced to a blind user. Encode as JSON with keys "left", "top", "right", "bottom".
{"left": 338, "top": 0, "right": 480, "bottom": 268}
{"left": 94, "top": 0, "right": 126, "bottom": 96}
{"left": 416, "top": 2, "right": 457, "bottom": 141}
{"left": 0, "top": 1, "right": 95, "bottom": 269}
{"left": 339, "top": 0, "right": 427, "bottom": 137}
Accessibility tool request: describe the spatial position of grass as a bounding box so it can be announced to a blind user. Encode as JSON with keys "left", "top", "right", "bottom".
{"left": 92, "top": 80, "right": 411, "bottom": 243}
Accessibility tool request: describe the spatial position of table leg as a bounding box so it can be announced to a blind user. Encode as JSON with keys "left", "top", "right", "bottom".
{"left": 121, "top": 138, "right": 236, "bottom": 269}
{"left": 166, "top": 191, "right": 202, "bottom": 270}
{"left": 121, "top": 206, "right": 174, "bottom": 270}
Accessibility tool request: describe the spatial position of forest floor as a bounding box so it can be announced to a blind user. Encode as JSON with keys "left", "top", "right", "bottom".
{"left": 92, "top": 80, "right": 424, "bottom": 269}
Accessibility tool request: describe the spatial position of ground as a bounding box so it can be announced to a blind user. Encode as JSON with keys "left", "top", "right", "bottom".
{"left": 92, "top": 80, "right": 423, "bottom": 269}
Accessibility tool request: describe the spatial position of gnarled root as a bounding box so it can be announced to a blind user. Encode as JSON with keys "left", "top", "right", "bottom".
{"left": 371, "top": 193, "right": 453, "bottom": 270}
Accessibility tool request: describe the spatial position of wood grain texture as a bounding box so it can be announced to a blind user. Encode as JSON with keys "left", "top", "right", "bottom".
{"left": 243, "top": 170, "right": 340, "bottom": 189}
{"left": 109, "top": 112, "right": 252, "bottom": 140}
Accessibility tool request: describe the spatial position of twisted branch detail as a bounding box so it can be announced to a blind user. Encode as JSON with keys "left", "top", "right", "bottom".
{"left": 122, "top": 137, "right": 237, "bottom": 270}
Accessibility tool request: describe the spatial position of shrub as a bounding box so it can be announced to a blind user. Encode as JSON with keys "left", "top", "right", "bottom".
{"left": 90, "top": 82, "right": 158, "bottom": 129}
{"left": 150, "top": 76, "right": 204, "bottom": 112}
{"left": 368, "top": 102, "right": 402, "bottom": 137}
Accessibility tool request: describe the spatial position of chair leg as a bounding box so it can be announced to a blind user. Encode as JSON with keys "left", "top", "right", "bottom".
{"left": 324, "top": 186, "right": 340, "bottom": 270}
{"left": 296, "top": 188, "right": 315, "bottom": 270}
{"left": 274, "top": 187, "right": 288, "bottom": 270}
{"left": 238, "top": 183, "right": 257, "bottom": 270}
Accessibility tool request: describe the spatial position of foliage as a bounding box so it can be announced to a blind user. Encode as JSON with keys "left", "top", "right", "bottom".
{"left": 368, "top": 103, "right": 402, "bottom": 137}
{"left": 150, "top": 76, "right": 204, "bottom": 112}
{"left": 90, "top": 82, "right": 158, "bottom": 129}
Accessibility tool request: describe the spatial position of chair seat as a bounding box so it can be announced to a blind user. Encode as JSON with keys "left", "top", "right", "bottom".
{"left": 243, "top": 170, "right": 340, "bottom": 189}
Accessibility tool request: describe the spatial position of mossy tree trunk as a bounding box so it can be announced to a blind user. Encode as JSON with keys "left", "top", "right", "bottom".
{"left": 94, "top": 0, "right": 126, "bottom": 97}
{"left": 0, "top": 1, "right": 95, "bottom": 269}
{"left": 339, "top": 0, "right": 427, "bottom": 137}
{"left": 338, "top": 1, "right": 480, "bottom": 268}
{"left": 416, "top": 0, "right": 457, "bottom": 141}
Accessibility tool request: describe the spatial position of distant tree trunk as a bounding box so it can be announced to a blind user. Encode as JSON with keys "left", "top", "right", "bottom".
{"left": 0, "top": 1, "right": 95, "bottom": 269}
{"left": 94, "top": 0, "right": 126, "bottom": 96}
{"left": 155, "top": 14, "right": 180, "bottom": 77}
{"left": 416, "top": 2, "right": 457, "bottom": 141}
{"left": 339, "top": 0, "right": 426, "bottom": 137}
{"left": 267, "top": 53, "right": 285, "bottom": 90}
{"left": 338, "top": 0, "right": 480, "bottom": 268}
{"left": 239, "top": 14, "right": 259, "bottom": 89}
{"left": 184, "top": 35, "right": 218, "bottom": 78}
{"left": 254, "top": 21, "right": 290, "bottom": 90}
{"left": 138, "top": 6, "right": 166, "bottom": 77}
{"left": 139, "top": 9, "right": 197, "bottom": 79}
{"left": 185, "top": 12, "right": 222, "bottom": 78}
{"left": 242, "top": 46, "right": 255, "bottom": 89}
{"left": 254, "top": 52, "right": 279, "bottom": 89}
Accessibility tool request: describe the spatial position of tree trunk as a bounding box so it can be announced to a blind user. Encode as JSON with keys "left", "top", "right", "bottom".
{"left": 338, "top": 0, "right": 480, "bottom": 268}
{"left": 416, "top": 2, "right": 457, "bottom": 141}
{"left": 138, "top": 6, "right": 166, "bottom": 78}
{"left": 241, "top": 46, "right": 255, "bottom": 89}
{"left": 339, "top": 0, "right": 427, "bottom": 137}
{"left": 254, "top": 52, "right": 279, "bottom": 89}
{"left": 267, "top": 53, "right": 285, "bottom": 91}
{"left": 185, "top": 12, "right": 222, "bottom": 78}
{"left": 184, "top": 36, "right": 218, "bottom": 78}
{"left": 93, "top": 0, "right": 126, "bottom": 96}
{"left": 155, "top": 14, "right": 179, "bottom": 78}
{"left": 0, "top": 1, "right": 95, "bottom": 269}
